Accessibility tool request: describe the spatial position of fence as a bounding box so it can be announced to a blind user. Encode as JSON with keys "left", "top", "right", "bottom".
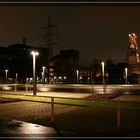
{"left": 48, "top": 96, "right": 122, "bottom": 128}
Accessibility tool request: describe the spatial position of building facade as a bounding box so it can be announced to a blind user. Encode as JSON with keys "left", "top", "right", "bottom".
{"left": 127, "top": 33, "right": 140, "bottom": 83}
{"left": 0, "top": 41, "right": 80, "bottom": 84}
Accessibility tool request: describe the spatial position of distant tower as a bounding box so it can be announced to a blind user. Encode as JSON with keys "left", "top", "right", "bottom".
{"left": 41, "top": 16, "right": 61, "bottom": 57}
{"left": 127, "top": 33, "right": 140, "bottom": 65}
{"left": 127, "top": 32, "right": 140, "bottom": 76}
{"left": 40, "top": 17, "right": 61, "bottom": 84}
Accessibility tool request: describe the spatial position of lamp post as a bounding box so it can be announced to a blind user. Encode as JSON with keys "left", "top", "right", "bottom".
{"left": 31, "top": 51, "right": 39, "bottom": 96}
{"left": 91, "top": 71, "right": 94, "bottom": 95}
{"left": 5, "top": 69, "right": 8, "bottom": 84}
{"left": 125, "top": 67, "right": 128, "bottom": 84}
{"left": 42, "top": 66, "right": 46, "bottom": 85}
{"left": 101, "top": 61, "right": 105, "bottom": 93}
{"left": 41, "top": 72, "right": 43, "bottom": 83}
{"left": 15, "top": 73, "right": 18, "bottom": 84}
{"left": 76, "top": 70, "right": 79, "bottom": 84}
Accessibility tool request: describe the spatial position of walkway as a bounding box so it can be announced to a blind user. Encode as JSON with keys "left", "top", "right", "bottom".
{"left": 0, "top": 99, "right": 80, "bottom": 138}
{"left": 0, "top": 117, "right": 58, "bottom": 138}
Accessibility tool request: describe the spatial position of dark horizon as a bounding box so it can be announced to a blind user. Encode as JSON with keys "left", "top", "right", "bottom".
{"left": 0, "top": 5, "right": 139, "bottom": 65}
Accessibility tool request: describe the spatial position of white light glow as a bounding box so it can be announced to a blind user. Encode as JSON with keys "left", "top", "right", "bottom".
{"left": 31, "top": 51, "right": 39, "bottom": 56}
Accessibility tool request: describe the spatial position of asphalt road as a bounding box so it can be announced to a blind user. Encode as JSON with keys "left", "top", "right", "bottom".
{"left": 1, "top": 84, "right": 140, "bottom": 94}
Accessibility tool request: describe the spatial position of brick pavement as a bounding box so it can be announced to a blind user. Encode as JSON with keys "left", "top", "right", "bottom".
{"left": 0, "top": 101, "right": 79, "bottom": 123}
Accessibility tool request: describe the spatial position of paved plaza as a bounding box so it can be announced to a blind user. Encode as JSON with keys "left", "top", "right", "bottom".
{"left": 0, "top": 99, "right": 80, "bottom": 138}
{"left": 0, "top": 100, "right": 79, "bottom": 122}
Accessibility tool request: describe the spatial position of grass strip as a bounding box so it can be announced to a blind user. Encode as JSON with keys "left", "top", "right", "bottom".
{"left": 0, "top": 93, "right": 51, "bottom": 102}
{"left": 0, "top": 92, "right": 140, "bottom": 110}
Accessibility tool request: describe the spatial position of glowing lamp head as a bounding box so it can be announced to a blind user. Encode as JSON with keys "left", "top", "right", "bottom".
{"left": 125, "top": 68, "right": 128, "bottom": 72}
{"left": 31, "top": 51, "right": 39, "bottom": 56}
{"left": 132, "top": 33, "right": 136, "bottom": 36}
{"left": 101, "top": 61, "right": 104, "bottom": 66}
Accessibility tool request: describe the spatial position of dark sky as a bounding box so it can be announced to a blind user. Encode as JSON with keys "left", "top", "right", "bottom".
{"left": 0, "top": 5, "right": 140, "bottom": 65}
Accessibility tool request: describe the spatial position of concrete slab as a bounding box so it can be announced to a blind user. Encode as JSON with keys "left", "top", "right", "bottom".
{"left": 0, "top": 117, "right": 59, "bottom": 138}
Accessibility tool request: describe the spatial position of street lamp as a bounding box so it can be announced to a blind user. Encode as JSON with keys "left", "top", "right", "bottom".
{"left": 31, "top": 51, "right": 39, "bottom": 96}
{"left": 76, "top": 70, "right": 79, "bottom": 84}
{"left": 5, "top": 69, "right": 8, "bottom": 84}
{"left": 15, "top": 73, "right": 18, "bottom": 84}
{"left": 42, "top": 66, "right": 46, "bottom": 85}
{"left": 125, "top": 67, "right": 128, "bottom": 84}
{"left": 54, "top": 76, "right": 56, "bottom": 84}
{"left": 101, "top": 61, "right": 105, "bottom": 93}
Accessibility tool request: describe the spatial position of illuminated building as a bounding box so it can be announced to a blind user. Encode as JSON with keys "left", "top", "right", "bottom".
{"left": 127, "top": 32, "right": 140, "bottom": 83}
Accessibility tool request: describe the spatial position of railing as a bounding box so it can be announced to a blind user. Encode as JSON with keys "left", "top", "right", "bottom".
{"left": 0, "top": 90, "right": 123, "bottom": 129}
{"left": 49, "top": 96, "right": 121, "bottom": 128}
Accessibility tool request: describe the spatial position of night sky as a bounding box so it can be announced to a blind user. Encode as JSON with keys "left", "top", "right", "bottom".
{"left": 0, "top": 5, "right": 140, "bottom": 65}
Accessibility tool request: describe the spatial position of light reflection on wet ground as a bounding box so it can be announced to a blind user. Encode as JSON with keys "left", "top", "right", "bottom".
{"left": 0, "top": 117, "right": 58, "bottom": 137}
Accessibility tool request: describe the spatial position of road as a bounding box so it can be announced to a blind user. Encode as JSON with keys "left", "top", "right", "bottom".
{"left": 0, "top": 84, "right": 140, "bottom": 101}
